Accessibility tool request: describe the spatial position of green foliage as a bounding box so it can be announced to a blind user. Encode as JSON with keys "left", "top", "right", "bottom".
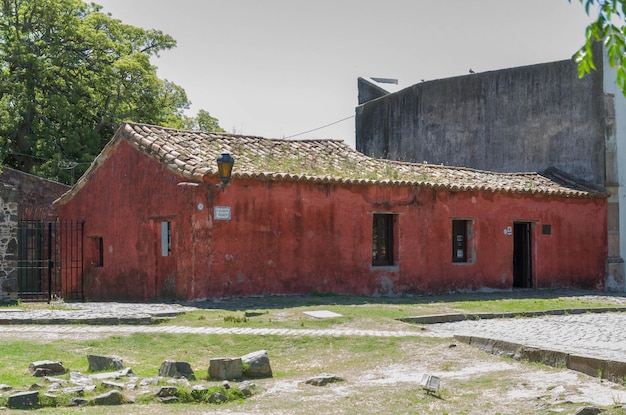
{"left": 569, "top": 0, "right": 626, "bottom": 95}
{"left": 182, "top": 109, "right": 225, "bottom": 132}
{"left": 223, "top": 314, "right": 249, "bottom": 323}
{"left": 0, "top": 0, "right": 222, "bottom": 184}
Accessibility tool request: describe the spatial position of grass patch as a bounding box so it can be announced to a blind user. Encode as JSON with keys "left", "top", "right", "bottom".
{"left": 0, "top": 333, "right": 426, "bottom": 389}
{"left": 162, "top": 294, "right": 623, "bottom": 332}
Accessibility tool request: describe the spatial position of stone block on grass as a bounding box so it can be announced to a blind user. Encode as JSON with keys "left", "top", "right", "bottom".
{"left": 29, "top": 360, "right": 66, "bottom": 377}
{"left": 93, "top": 389, "right": 123, "bottom": 405}
{"left": 242, "top": 350, "right": 273, "bottom": 378}
{"left": 158, "top": 360, "right": 195, "bottom": 380}
{"left": 209, "top": 357, "right": 242, "bottom": 380}
{"left": 8, "top": 391, "right": 39, "bottom": 408}
{"left": 87, "top": 355, "right": 124, "bottom": 372}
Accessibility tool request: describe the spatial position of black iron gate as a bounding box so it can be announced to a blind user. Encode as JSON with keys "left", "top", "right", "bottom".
{"left": 17, "top": 220, "right": 84, "bottom": 302}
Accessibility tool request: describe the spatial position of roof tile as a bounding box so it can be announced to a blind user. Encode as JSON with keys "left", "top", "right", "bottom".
{"left": 62, "top": 122, "right": 609, "bottom": 202}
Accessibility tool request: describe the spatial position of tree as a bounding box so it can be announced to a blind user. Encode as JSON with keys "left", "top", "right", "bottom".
{"left": 0, "top": 0, "right": 222, "bottom": 184}
{"left": 182, "top": 109, "right": 225, "bottom": 133}
{"left": 570, "top": 0, "right": 626, "bottom": 95}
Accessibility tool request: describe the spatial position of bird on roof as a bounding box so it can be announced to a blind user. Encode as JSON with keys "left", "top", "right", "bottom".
{"left": 469, "top": 69, "right": 475, "bottom": 74}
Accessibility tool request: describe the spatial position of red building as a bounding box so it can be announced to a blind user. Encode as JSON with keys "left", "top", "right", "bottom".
{"left": 54, "top": 123, "right": 607, "bottom": 301}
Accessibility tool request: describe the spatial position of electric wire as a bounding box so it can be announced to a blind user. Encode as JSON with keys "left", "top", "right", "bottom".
{"left": 285, "top": 115, "right": 354, "bottom": 139}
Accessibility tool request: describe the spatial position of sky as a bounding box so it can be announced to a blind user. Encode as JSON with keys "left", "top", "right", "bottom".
{"left": 93, "top": 0, "right": 594, "bottom": 148}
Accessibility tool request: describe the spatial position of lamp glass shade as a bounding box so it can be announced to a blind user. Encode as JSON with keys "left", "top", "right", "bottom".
{"left": 216, "top": 153, "right": 235, "bottom": 185}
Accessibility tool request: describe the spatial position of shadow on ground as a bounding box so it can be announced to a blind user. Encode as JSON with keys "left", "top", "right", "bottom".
{"left": 174, "top": 288, "right": 626, "bottom": 311}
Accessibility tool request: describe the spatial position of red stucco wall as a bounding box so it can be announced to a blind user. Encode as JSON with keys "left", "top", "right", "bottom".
{"left": 57, "top": 140, "right": 194, "bottom": 300}
{"left": 57, "top": 140, "right": 607, "bottom": 300}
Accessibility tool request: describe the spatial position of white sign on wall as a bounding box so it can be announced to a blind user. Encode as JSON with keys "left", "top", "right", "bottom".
{"left": 214, "top": 206, "right": 231, "bottom": 221}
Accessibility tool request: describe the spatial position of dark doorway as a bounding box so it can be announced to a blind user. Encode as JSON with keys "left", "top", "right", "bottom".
{"left": 513, "top": 222, "right": 532, "bottom": 288}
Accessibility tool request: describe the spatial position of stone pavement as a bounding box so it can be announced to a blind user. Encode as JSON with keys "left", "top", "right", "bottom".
{"left": 0, "top": 302, "right": 198, "bottom": 325}
{"left": 428, "top": 311, "right": 626, "bottom": 363}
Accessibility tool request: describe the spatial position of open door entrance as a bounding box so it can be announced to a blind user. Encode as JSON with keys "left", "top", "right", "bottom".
{"left": 513, "top": 222, "right": 532, "bottom": 288}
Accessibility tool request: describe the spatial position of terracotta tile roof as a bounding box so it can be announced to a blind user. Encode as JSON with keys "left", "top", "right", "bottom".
{"left": 57, "top": 122, "right": 608, "bottom": 204}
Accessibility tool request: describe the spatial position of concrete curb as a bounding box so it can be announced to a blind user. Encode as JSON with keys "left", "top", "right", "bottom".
{"left": 398, "top": 306, "right": 626, "bottom": 324}
{"left": 455, "top": 335, "right": 626, "bottom": 384}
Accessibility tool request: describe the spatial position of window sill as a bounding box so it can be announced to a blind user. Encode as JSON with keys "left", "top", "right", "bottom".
{"left": 371, "top": 265, "right": 399, "bottom": 272}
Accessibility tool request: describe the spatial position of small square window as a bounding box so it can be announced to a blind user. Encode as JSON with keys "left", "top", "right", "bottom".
{"left": 542, "top": 224, "right": 551, "bottom": 235}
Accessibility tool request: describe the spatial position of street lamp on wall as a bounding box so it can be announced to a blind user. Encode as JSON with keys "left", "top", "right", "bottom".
{"left": 209, "top": 153, "right": 235, "bottom": 190}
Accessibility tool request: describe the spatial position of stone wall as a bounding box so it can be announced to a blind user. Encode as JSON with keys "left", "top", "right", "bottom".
{"left": 0, "top": 168, "right": 70, "bottom": 301}
{"left": 0, "top": 183, "right": 18, "bottom": 301}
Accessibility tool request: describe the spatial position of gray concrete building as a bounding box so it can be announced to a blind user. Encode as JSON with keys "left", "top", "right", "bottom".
{"left": 355, "top": 46, "right": 626, "bottom": 291}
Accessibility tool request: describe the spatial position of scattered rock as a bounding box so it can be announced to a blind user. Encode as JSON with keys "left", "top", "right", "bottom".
{"left": 93, "top": 389, "right": 123, "bottom": 405}
{"left": 43, "top": 376, "right": 67, "bottom": 386}
{"left": 68, "top": 397, "right": 89, "bottom": 406}
{"left": 8, "top": 353, "right": 262, "bottom": 409}
{"left": 70, "top": 371, "right": 95, "bottom": 386}
{"left": 158, "top": 360, "right": 195, "bottom": 380}
{"left": 242, "top": 350, "right": 273, "bottom": 378}
{"left": 29, "top": 360, "right": 66, "bottom": 377}
{"left": 575, "top": 407, "right": 602, "bottom": 415}
{"left": 87, "top": 355, "right": 124, "bottom": 372}
{"left": 209, "top": 357, "right": 242, "bottom": 380}
{"left": 101, "top": 380, "right": 124, "bottom": 390}
{"left": 159, "top": 396, "right": 179, "bottom": 404}
{"left": 139, "top": 377, "right": 158, "bottom": 387}
{"left": 7, "top": 391, "right": 39, "bottom": 408}
{"left": 305, "top": 374, "right": 344, "bottom": 386}
{"left": 156, "top": 386, "right": 178, "bottom": 398}
{"left": 62, "top": 386, "right": 85, "bottom": 396}
{"left": 239, "top": 381, "right": 255, "bottom": 397}
{"left": 208, "top": 391, "right": 227, "bottom": 403}
{"left": 166, "top": 377, "right": 191, "bottom": 388}
{"left": 90, "top": 367, "right": 134, "bottom": 380}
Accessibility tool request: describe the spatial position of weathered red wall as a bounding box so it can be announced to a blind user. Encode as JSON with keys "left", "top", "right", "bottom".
{"left": 57, "top": 140, "right": 607, "bottom": 300}
{"left": 57, "top": 140, "right": 195, "bottom": 300}
{"left": 199, "top": 179, "right": 606, "bottom": 298}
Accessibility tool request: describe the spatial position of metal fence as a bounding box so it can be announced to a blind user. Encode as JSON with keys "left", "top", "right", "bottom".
{"left": 17, "top": 220, "right": 84, "bottom": 302}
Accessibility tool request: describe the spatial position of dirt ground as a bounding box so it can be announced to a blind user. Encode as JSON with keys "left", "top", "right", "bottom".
{"left": 226, "top": 340, "right": 626, "bottom": 415}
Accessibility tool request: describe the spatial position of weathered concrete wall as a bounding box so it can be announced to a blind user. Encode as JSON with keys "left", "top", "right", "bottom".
{"left": 0, "top": 183, "right": 18, "bottom": 301}
{"left": 356, "top": 58, "right": 606, "bottom": 185}
{"left": 57, "top": 140, "right": 607, "bottom": 301}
